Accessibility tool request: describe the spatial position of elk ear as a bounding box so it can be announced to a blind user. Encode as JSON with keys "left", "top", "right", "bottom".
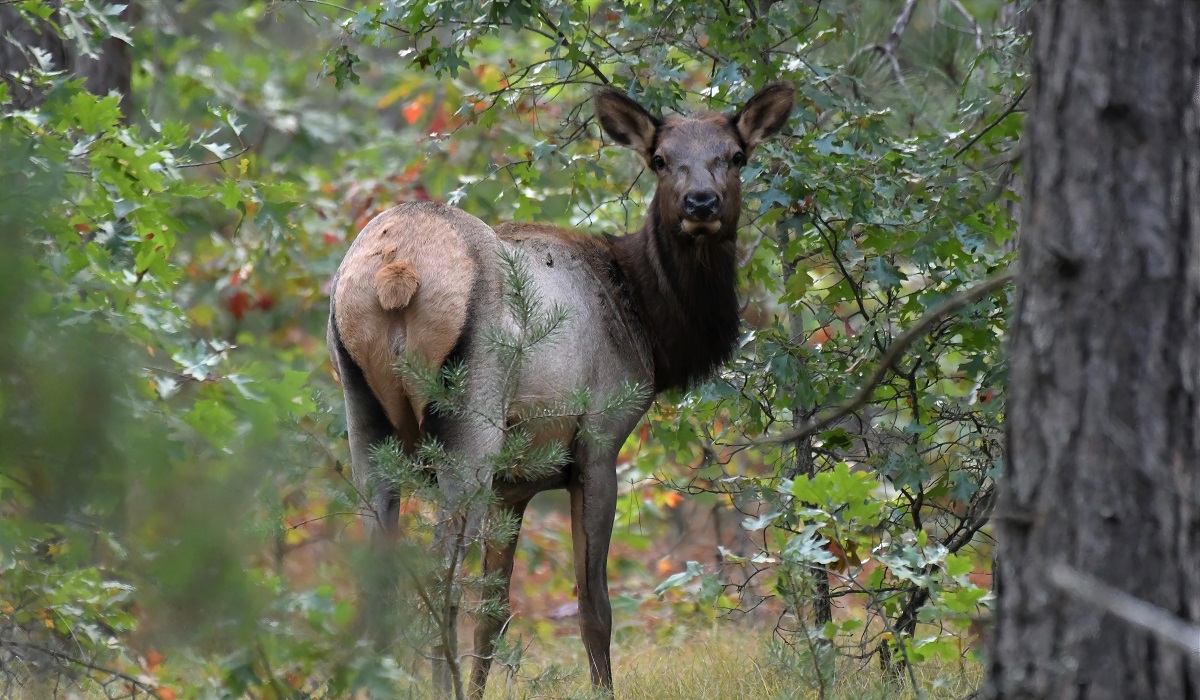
{"left": 732, "top": 82, "right": 795, "bottom": 150}
{"left": 593, "top": 87, "right": 661, "bottom": 155}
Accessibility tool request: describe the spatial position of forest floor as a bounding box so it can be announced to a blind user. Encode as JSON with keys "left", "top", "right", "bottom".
{"left": 8, "top": 622, "right": 982, "bottom": 699}
{"left": 449, "top": 623, "right": 983, "bottom": 700}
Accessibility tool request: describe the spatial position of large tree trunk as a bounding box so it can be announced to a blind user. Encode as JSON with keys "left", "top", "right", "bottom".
{"left": 989, "top": 2, "right": 1200, "bottom": 699}
{"left": 0, "top": 2, "right": 133, "bottom": 118}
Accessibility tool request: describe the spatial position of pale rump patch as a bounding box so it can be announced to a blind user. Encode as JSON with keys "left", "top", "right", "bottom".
{"left": 375, "top": 260, "right": 419, "bottom": 310}
{"left": 333, "top": 203, "right": 490, "bottom": 430}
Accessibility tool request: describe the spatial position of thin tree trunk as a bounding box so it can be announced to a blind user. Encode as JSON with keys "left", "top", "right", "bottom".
{"left": 989, "top": 2, "right": 1200, "bottom": 699}
{"left": 0, "top": 1, "right": 133, "bottom": 118}
{"left": 778, "top": 220, "right": 833, "bottom": 626}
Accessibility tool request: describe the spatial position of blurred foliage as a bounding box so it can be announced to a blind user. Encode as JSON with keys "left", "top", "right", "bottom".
{"left": 0, "top": 0, "right": 1025, "bottom": 696}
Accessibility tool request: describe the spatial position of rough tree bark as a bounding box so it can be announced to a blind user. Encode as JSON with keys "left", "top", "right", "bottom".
{"left": 990, "top": 2, "right": 1200, "bottom": 699}
{"left": 0, "top": 1, "right": 133, "bottom": 118}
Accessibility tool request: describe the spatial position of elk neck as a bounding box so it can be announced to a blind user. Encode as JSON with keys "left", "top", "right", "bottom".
{"left": 606, "top": 191, "right": 741, "bottom": 394}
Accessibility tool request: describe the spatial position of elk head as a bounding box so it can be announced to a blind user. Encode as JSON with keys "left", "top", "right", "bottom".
{"left": 592, "top": 83, "right": 795, "bottom": 240}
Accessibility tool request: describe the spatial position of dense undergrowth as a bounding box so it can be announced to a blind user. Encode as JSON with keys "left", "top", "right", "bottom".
{"left": 1, "top": 1, "right": 1023, "bottom": 697}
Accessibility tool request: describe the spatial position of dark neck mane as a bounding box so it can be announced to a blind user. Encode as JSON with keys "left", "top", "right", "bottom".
{"left": 608, "top": 194, "right": 741, "bottom": 393}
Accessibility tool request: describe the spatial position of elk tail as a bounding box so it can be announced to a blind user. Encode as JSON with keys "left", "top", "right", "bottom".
{"left": 375, "top": 259, "right": 419, "bottom": 310}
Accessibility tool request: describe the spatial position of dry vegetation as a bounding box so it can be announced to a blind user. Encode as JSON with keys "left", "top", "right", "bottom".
{"left": 430, "top": 624, "right": 983, "bottom": 700}
{"left": 6, "top": 626, "right": 983, "bottom": 700}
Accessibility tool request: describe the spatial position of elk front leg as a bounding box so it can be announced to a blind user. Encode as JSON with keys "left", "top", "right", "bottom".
{"left": 568, "top": 449, "right": 618, "bottom": 691}
{"left": 468, "top": 498, "right": 530, "bottom": 700}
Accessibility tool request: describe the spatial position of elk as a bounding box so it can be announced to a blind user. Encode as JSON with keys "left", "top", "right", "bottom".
{"left": 326, "top": 83, "right": 794, "bottom": 698}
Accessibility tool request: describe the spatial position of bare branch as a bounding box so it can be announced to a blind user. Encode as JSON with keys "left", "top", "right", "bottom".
{"left": 533, "top": 7, "right": 609, "bottom": 85}
{"left": 953, "top": 84, "right": 1029, "bottom": 159}
{"left": 883, "top": 0, "right": 919, "bottom": 54}
{"left": 946, "top": 0, "right": 984, "bottom": 49}
{"left": 819, "top": 565, "right": 923, "bottom": 696}
{"left": 177, "top": 144, "right": 252, "bottom": 169}
{"left": 0, "top": 640, "right": 158, "bottom": 695}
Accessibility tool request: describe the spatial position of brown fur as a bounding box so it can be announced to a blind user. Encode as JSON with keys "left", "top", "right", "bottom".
{"left": 609, "top": 202, "right": 742, "bottom": 391}
{"left": 327, "top": 84, "right": 795, "bottom": 699}
{"left": 496, "top": 207, "right": 739, "bottom": 393}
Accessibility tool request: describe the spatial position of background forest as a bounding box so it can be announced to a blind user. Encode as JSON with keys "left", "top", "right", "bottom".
{"left": 1, "top": 1, "right": 1029, "bottom": 698}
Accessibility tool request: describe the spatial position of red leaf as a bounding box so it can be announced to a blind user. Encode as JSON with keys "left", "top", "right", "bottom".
{"left": 227, "top": 290, "right": 251, "bottom": 321}
{"left": 403, "top": 100, "right": 425, "bottom": 125}
{"left": 428, "top": 103, "right": 449, "bottom": 135}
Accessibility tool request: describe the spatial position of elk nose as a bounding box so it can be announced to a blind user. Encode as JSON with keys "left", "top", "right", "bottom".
{"left": 683, "top": 191, "right": 720, "bottom": 221}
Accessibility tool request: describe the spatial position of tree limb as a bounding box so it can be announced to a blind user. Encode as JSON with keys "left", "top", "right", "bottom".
{"left": 946, "top": 0, "right": 984, "bottom": 50}
{"left": 739, "top": 270, "right": 1014, "bottom": 447}
{"left": 0, "top": 640, "right": 158, "bottom": 695}
{"left": 177, "top": 144, "right": 252, "bottom": 169}
{"left": 883, "top": 0, "right": 919, "bottom": 54}
{"left": 534, "top": 7, "right": 609, "bottom": 86}
{"left": 953, "top": 84, "right": 1029, "bottom": 159}
{"left": 1048, "top": 564, "right": 1200, "bottom": 662}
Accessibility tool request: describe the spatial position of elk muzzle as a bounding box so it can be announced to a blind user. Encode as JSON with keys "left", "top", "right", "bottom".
{"left": 683, "top": 190, "right": 720, "bottom": 221}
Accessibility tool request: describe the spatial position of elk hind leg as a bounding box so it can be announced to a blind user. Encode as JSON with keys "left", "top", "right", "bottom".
{"left": 329, "top": 315, "right": 403, "bottom": 535}
{"left": 329, "top": 314, "right": 421, "bottom": 649}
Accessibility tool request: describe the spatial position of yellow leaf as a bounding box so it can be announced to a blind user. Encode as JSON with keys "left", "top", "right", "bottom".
{"left": 474, "top": 63, "right": 505, "bottom": 92}
{"left": 188, "top": 304, "right": 215, "bottom": 328}
{"left": 376, "top": 85, "right": 408, "bottom": 110}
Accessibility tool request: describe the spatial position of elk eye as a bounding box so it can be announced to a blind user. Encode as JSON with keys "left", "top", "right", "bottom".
{"left": 731, "top": 151, "right": 746, "bottom": 167}
{"left": 652, "top": 154, "right": 667, "bottom": 170}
